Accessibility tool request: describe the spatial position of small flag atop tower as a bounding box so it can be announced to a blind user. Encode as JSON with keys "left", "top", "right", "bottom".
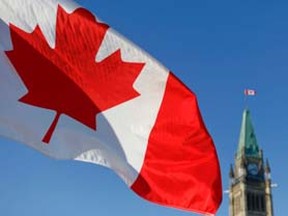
{"left": 244, "top": 89, "right": 256, "bottom": 96}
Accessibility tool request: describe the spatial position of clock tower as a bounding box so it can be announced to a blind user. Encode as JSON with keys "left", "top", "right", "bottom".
{"left": 229, "top": 109, "right": 273, "bottom": 216}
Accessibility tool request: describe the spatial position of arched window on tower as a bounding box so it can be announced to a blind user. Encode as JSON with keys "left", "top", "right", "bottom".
{"left": 247, "top": 193, "right": 252, "bottom": 211}
{"left": 260, "top": 194, "right": 266, "bottom": 212}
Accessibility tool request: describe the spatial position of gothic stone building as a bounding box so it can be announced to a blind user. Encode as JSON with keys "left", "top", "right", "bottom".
{"left": 229, "top": 109, "right": 273, "bottom": 216}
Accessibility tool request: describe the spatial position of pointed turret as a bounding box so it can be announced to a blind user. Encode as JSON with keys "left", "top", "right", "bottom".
{"left": 265, "top": 158, "right": 271, "bottom": 180}
{"left": 236, "top": 109, "right": 260, "bottom": 159}
{"left": 265, "top": 158, "right": 271, "bottom": 173}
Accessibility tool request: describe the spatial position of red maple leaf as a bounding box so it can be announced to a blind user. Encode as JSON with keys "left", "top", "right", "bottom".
{"left": 5, "top": 6, "right": 144, "bottom": 144}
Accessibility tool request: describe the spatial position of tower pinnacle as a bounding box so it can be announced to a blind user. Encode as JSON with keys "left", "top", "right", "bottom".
{"left": 236, "top": 109, "right": 260, "bottom": 159}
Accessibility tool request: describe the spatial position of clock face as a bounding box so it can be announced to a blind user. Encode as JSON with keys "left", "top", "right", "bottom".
{"left": 247, "top": 163, "right": 259, "bottom": 175}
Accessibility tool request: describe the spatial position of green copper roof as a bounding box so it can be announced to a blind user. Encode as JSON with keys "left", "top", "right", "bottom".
{"left": 236, "top": 109, "right": 260, "bottom": 158}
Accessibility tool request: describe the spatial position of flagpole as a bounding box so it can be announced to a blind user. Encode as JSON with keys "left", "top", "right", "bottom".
{"left": 244, "top": 89, "right": 248, "bottom": 109}
{"left": 244, "top": 94, "right": 248, "bottom": 109}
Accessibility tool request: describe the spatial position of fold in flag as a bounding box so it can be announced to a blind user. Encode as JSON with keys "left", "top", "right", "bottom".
{"left": 244, "top": 89, "right": 256, "bottom": 96}
{"left": 0, "top": 0, "right": 222, "bottom": 215}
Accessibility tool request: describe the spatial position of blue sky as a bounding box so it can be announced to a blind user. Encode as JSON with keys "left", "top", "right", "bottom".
{"left": 1, "top": 0, "right": 287, "bottom": 215}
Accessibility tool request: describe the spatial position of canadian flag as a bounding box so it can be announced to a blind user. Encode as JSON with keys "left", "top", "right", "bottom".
{"left": 0, "top": 0, "right": 222, "bottom": 215}
{"left": 244, "top": 89, "right": 256, "bottom": 96}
